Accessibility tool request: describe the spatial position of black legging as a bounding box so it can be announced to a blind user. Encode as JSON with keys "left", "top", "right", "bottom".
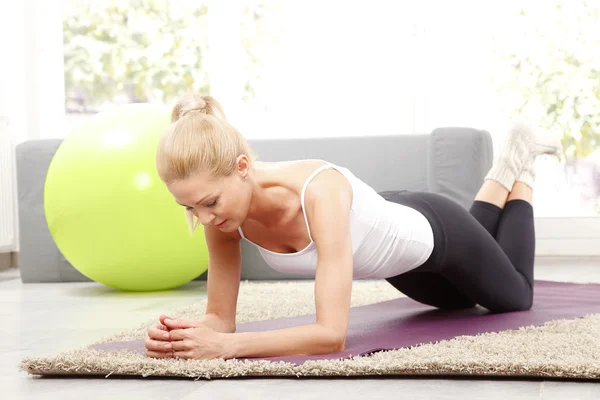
{"left": 381, "top": 191, "right": 535, "bottom": 313}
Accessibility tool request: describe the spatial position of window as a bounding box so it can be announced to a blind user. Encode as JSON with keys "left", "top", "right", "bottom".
{"left": 13, "top": 0, "right": 600, "bottom": 255}
{"left": 61, "top": 0, "right": 419, "bottom": 139}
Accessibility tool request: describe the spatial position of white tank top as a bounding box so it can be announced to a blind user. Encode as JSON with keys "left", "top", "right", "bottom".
{"left": 237, "top": 161, "right": 435, "bottom": 279}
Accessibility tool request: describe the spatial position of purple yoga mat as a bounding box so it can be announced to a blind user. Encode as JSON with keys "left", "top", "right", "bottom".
{"left": 93, "top": 280, "right": 600, "bottom": 365}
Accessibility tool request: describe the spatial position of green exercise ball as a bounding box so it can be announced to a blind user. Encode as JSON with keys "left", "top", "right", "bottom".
{"left": 44, "top": 103, "right": 208, "bottom": 292}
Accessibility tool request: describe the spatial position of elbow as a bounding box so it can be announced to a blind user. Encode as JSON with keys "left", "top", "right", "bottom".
{"left": 327, "top": 331, "right": 347, "bottom": 353}
{"left": 316, "top": 324, "right": 347, "bottom": 353}
{"left": 333, "top": 337, "right": 346, "bottom": 353}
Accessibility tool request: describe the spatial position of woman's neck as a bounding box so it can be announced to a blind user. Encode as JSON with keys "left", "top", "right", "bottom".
{"left": 245, "top": 162, "right": 297, "bottom": 229}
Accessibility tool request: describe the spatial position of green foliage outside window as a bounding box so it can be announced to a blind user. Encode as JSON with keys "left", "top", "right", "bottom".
{"left": 63, "top": 0, "right": 281, "bottom": 112}
{"left": 492, "top": 0, "right": 600, "bottom": 161}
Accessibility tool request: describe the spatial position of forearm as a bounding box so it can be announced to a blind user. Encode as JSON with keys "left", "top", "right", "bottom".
{"left": 199, "top": 313, "right": 236, "bottom": 334}
{"left": 228, "top": 323, "right": 343, "bottom": 359}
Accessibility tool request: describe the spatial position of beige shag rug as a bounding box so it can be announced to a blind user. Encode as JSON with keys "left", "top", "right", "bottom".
{"left": 20, "top": 281, "right": 600, "bottom": 380}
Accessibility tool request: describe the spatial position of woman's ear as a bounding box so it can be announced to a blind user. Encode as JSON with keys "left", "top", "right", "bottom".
{"left": 236, "top": 154, "right": 250, "bottom": 180}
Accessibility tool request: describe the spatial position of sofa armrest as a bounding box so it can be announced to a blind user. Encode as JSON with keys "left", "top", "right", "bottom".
{"left": 15, "top": 140, "right": 91, "bottom": 283}
{"left": 427, "top": 127, "right": 493, "bottom": 210}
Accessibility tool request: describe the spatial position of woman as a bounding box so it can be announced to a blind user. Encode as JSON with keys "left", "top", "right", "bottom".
{"left": 144, "top": 93, "right": 562, "bottom": 360}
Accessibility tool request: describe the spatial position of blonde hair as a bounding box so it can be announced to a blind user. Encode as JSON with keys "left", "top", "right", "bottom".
{"left": 156, "top": 93, "right": 256, "bottom": 231}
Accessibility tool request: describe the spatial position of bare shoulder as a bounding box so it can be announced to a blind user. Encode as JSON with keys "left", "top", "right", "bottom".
{"left": 272, "top": 159, "right": 352, "bottom": 197}
{"left": 301, "top": 162, "right": 354, "bottom": 247}
{"left": 303, "top": 168, "right": 353, "bottom": 210}
{"left": 286, "top": 160, "right": 353, "bottom": 211}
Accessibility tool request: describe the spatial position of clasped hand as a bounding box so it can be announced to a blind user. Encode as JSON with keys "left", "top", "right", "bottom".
{"left": 145, "top": 314, "right": 231, "bottom": 360}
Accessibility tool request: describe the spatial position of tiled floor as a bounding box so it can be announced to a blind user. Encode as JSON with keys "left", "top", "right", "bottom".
{"left": 2, "top": 258, "right": 600, "bottom": 399}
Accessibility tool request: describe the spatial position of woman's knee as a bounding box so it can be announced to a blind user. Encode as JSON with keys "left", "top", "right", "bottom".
{"left": 517, "top": 292, "right": 534, "bottom": 311}
{"left": 514, "top": 285, "right": 534, "bottom": 311}
{"left": 490, "top": 290, "right": 533, "bottom": 313}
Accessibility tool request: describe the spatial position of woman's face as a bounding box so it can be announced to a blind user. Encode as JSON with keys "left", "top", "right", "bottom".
{"left": 168, "top": 170, "right": 251, "bottom": 232}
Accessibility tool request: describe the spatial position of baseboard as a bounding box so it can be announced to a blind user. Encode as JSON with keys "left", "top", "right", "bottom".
{"left": 535, "top": 255, "right": 600, "bottom": 266}
{"left": 0, "top": 253, "right": 11, "bottom": 270}
{"left": 0, "top": 252, "right": 19, "bottom": 270}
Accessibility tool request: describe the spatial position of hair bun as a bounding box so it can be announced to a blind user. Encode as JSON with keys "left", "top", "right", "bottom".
{"left": 180, "top": 98, "right": 207, "bottom": 116}
{"left": 170, "top": 93, "right": 226, "bottom": 123}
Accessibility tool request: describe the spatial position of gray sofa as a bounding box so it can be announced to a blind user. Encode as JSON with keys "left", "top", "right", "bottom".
{"left": 15, "top": 127, "right": 493, "bottom": 283}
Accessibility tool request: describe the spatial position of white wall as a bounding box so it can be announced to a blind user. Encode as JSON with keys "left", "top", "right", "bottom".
{"left": 1, "top": 0, "right": 65, "bottom": 146}
{"left": 0, "top": 0, "right": 66, "bottom": 253}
